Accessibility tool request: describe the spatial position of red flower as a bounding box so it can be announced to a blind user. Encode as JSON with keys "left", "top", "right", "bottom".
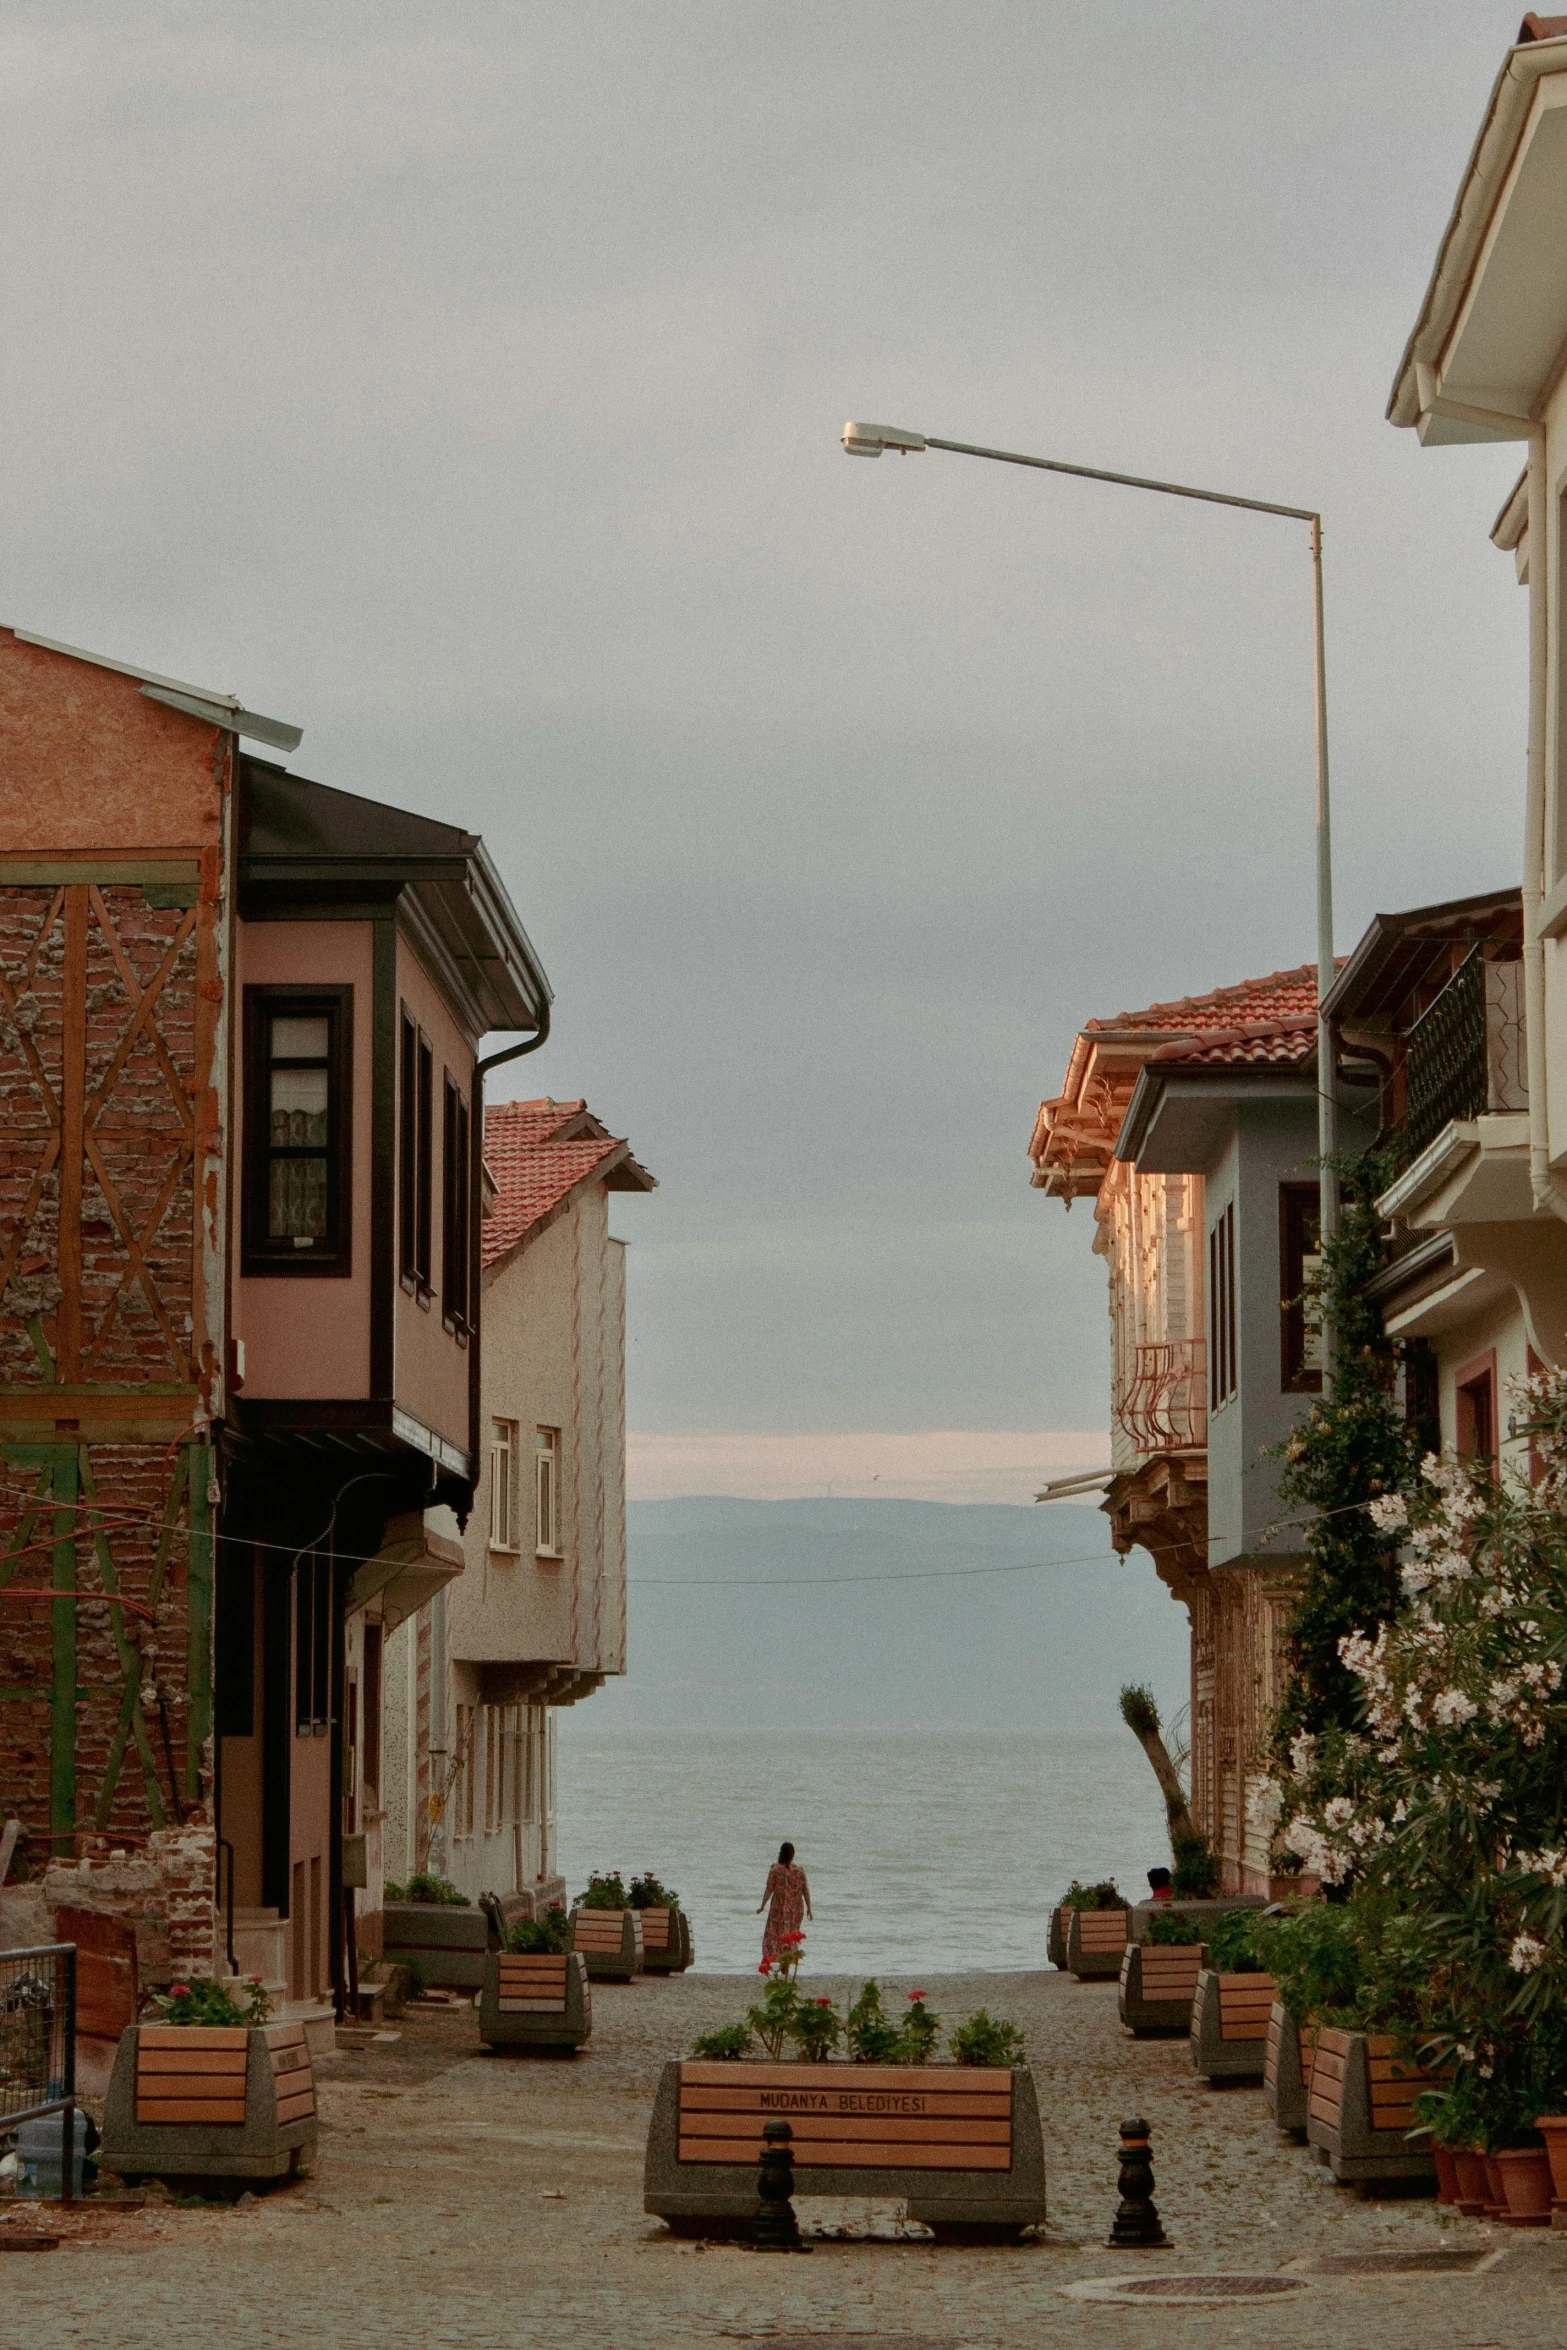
{"left": 781, "top": 1930, "right": 806, "bottom": 1945}
{"left": 812, "top": 1997, "right": 834, "bottom": 2009}
{"left": 758, "top": 1959, "right": 772, "bottom": 1974}
{"left": 907, "top": 1990, "right": 927, "bottom": 2002}
{"left": 169, "top": 1983, "right": 190, "bottom": 1998}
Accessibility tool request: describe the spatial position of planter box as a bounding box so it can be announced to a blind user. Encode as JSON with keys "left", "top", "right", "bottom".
{"left": 382, "top": 1902, "right": 488, "bottom": 1989}
{"left": 1263, "top": 2002, "right": 1317, "bottom": 2138}
{"left": 478, "top": 1951, "right": 591, "bottom": 2051}
{"left": 1047, "top": 1906, "right": 1070, "bottom": 1970}
{"left": 1305, "top": 2027, "right": 1438, "bottom": 2187}
{"left": 637, "top": 1907, "right": 693, "bottom": 1976}
{"left": 1064, "top": 1908, "right": 1128, "bottom": 1980}
{"left": 1118, "top": 1941, "right": 1203, "bottom": 2036}
{"left": 100, "top": 2022, "right": 317, "bottom": 2182}
{"left": 570, "top": 1907, "right": 644, "bottom": 1981}
{"left": 1190, "top": 1968, "right": 1277, "bottom": 2081}
{"left": 645, "top": 2060, "right": 1044, "bottom": 2241}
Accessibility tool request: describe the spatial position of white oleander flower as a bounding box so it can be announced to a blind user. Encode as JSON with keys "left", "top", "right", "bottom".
{"left": 1367, "top": 1492, "right": 1408, "bottom": 1533}
{"left": 1509, "top": 1932, "right": 1550, "bottom": 1975}
{"left": 1432, "top": 1688, "right": 1479, "bottom": 1729}
{"left": 1288, "top": 1732, "right": 1317, "bottom": 1777}
{"left": 1401, "top": 1559, "right": 1435, "bottom": 1596}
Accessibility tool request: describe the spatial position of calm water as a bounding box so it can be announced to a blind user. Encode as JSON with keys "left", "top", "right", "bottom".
{"left": 555, "top": 1726, "right": 1169, "bottom": 1974}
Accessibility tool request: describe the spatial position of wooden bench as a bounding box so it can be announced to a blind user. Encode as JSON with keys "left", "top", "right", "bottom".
{"left": 1189, "top": 1968, "right": 1277, "bottom": 2080}
{"left": 102, "top": 2021, "right": 317, "bottom": 2180}
{"left": 644, "top": 2060, "right": 1045, "bottom": 2240}
{"left": 1263, "top": 2002, "right": 1317, "bottom": 2138}
{"left": 1305, "top": 2027, "right": 1438, "bottom": 2187}
{"left": 478, "top": 1952, "right": 591, "bottom": 2050}
{"left": 571, "top": 1907, "right": 644, "bottom": 1981}
{"left": 637, "top": 1906, "right": 693, "bottom": 1976}
{"left": 1065, "top": 1908, "right": 1129, "bottom": 1980}
{"left": 1118, "top": 1942, "right": 1203, "bottom": 2036}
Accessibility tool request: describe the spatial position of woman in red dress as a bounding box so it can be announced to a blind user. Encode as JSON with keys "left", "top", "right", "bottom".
{"left": 757, "top": 1840, "right": 812, "bottom": 1963}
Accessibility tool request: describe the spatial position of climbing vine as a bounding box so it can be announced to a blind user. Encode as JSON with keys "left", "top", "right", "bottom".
{"left": 1269, "top": 1149, "right": 1417, "bottom": 1764}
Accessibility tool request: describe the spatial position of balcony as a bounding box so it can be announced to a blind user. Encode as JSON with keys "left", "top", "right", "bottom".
{"left": 1397, "top": 948, "right": 1526, "bottom": 1171}
{"left": 1115, "top": 1339, "right": 1207, "bottom": 1453}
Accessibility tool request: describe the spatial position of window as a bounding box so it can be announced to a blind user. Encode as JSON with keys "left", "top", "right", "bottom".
{"left": 442, "top": 1073, "right": 471, "bottom": 1338}
{"left": 1279, "top": 1185, "right": 1324, "bottom": 1394}
{"left": 536, "top": 1427, "right": 560, "bottom": 1556}
{"left": 489, "top": 1419, "right": 519, "bottom": 1552}
{"left": 1456, "top": 1350, "right": 1497, "bottom": 1467}
{"left": 399, "top": 1011, "right": 433, "bottom": 1297}
{"left": 293, "top": 1548, "right": 331, "bottom": 1735}
{"left": 1208, "top": 1200, "right": 1236, "bottom": 1409}
{"left": 243, "top": 990, "right": 352, "bottom": 1273}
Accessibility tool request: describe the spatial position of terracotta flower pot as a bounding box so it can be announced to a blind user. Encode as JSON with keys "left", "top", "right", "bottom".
{"left": 1496, "top": 2146, "right": 1554, "bottom": 2226}
{"left": 1536, "top": 2113, "right": 1567, "bottom": 2206}
{"left": 1483, "top": 2153, "right": 1508, "bottom": 2218}
{"left": 1431, "top": 2143, "right": 1459, "bottom": 2205}
{"left": 1451, "top": 2147, "right": 1490, "bottom": 2216}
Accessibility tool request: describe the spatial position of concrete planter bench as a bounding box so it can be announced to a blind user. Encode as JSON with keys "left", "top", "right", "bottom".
{"left": 1047, "top": 1906, "right": 1070, "bottom": 1970}
{"left": 1264, "top": 2002, "right": 1317, "bottom": 2139}
{"left": 1128, "top": 1895, "right": 1265, "bottom": 1942}
{"left": 1118, "top": 1941, "right": 1204, "bottom": 2036}
{"left": 100, "top": 2021, "right": 317, "bottom": 2182}
{"left": 571, "top": 1907, "right": 644, "bottom": 1981}
{"left": 382, "top": 1901, "right": 488, "bottom": 1989}
{"left": 636, "top": 1907, "right": 692, "bottom": 1976}
{"left": 1064, "top": 1908, "right": 1129, "bottom": 1980}
{"left": 1305, "top": 2026, "right": 1438, "bottom": 2188}
{"left": 1190, "top": 1968, "right": 1277, "bottom": 2080}
{"left": 645, "top": 2060, "right": 1044, "bottom": 2242}
{"left": 478, "top": 1951, "right": 591, "bottom": 2051}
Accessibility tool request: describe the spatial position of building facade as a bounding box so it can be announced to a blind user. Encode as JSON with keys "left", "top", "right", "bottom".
{"left": 0, "top": 626, "right": 549, "bottom": 2019}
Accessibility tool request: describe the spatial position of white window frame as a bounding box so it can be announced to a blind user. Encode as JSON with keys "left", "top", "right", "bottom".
{"left": 535, "top": 1426, "right": 561, "bottom": 1558}
{"left": 489, "top": 1417, "right": 519, "bottom": 1553}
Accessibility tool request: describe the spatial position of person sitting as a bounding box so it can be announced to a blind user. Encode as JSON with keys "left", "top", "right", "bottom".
{"left": 1146, "top": 1866, "right": 1173, "bottom": 1905}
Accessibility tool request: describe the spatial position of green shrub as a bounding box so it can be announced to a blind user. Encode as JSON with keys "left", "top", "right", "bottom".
{"left": 578, "top": 1872, "right": 629, "bottom": 1910}
{"left": 692, "top": 2022, "right": 752, "bottom": 2060}
{"left": 894, "top": 1991, "right": 940, "bottom": 2065}
{"left": 1251, "top": 1902, "right": 1361, "bottom": 2026}
{"left": 402, "top": 1954, "right": 427, "bottom": 1999}
{"left": 158, "top": 1976, "right": 270, "bottom": 2027}
{"left": 628, "top": 1873, "right": 679, "bottom": 1910}
{"left": 789, "top": 1997, "right": 843, "bottom": 2061}
{"left": 1171, "top": 1833, "right": 1221, "bottom": 1899}
{"left": 506, "top": 1905, "right": 572, "bottom": 1954}
{"left": 948, "top": 2010, "right": 1026, "bottom": 2067}
{"left": 386, "top": 1872, "right": 468, "bottom": 1908}
{"left": 1142, "top": 1909, "right": 1204, "bottom": 1946}
{"left": 1205, "top": 1908, "right": 1266, "bottom": 1974}
{"left": 1062, "top": 1879, "right": 1123, "bottom": 1912}
{"left": 845, "top": 1979, "right": 902, "bottom": 2064}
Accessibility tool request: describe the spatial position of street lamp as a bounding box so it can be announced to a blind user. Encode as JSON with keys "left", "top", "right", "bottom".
{"left": 842, "top": 419, "right": 1339, "bottom": 1359}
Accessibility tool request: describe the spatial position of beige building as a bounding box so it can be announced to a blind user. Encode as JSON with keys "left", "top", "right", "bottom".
{"left": 377, "top": 1098, "right": 653, "bottom": 1918}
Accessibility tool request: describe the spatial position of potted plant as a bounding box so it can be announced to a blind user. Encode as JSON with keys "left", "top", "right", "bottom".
{"left": 382, "top": 1872, "right": 488, "bottom": 1990}
{"left": 1253, "top": 1900, "right": 1359, "bottom": 2140}
{"left": 628, "top": 1871, "right": 692, "bottom": 1975}
{"left": 1061, "top": 1881, "right": 1130, "bottom": 1981}
{"left": 1049, "top": 1878, "right": 1118, "bottom": 1970}
{"left": 569, "top": 1871, "right": 645, "bottom": 1980}
{"left": 479, "top": 1906, "right": 591, "bottom": 2052}
{"left": 1189, "top": 1907, "right": 1277, "bottom": 2083}
{"left": 100, "top": 1976, "right": 316, "bottom": 2183}
{"left": 1118, "top": 1908, "right": 1205, "bottom": 2037}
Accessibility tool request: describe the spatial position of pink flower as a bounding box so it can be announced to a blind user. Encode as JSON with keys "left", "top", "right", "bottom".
{"left": 169, "top": 1983, "right": 190, "bottom": 1998}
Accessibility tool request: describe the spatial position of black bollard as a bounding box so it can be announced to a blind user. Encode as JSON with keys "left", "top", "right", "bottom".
{"left": 754, "top": 2118, "right": 805, "bottom": 2251}
{"left": 1104, "top": 2116, "right": 1170, "bottom": 2248}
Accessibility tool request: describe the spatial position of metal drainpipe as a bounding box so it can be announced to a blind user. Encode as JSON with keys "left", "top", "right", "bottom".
{"left": 467, "top": 1003, "right": 552, "bottom": 1530}
{"left": 1522, "top": 425, "right": 1564, "bottom": 1218}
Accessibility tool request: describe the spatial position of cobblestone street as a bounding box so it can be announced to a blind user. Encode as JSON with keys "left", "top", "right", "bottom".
{"left": 5, "top": 1968, "right": 1565, "bottom": 2348}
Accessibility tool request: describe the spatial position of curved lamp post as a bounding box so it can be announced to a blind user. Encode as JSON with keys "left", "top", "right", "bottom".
{"left": 841, "top": 420, "right": 1338, "bottom": 1363}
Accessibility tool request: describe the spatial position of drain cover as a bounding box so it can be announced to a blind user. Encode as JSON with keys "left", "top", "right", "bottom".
{"left": 1300, "top": 2248, "right": 1500, "bottom": 2277}
{"left": 1066, "top": 2274, "right": 1311, "bottom": 2306}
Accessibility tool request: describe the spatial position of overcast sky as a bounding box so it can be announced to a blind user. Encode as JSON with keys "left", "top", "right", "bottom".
{"left": 0, "top": 3, "right": 1535, "bottom": 1484}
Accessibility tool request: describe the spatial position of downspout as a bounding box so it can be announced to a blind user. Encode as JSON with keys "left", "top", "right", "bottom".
{"left": 468, "top": 1002, "right": 552, "bottom": 1516}
{"left": 1521, "top": 426, "right": 1567, "bottom": 1218}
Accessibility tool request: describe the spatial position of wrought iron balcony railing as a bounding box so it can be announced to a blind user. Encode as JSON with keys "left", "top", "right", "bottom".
{"left": 1399, "top": 949, "right": 1526, "bottom": 1170}
{"left": 1114, "top": 1338, "right": 1207, "bottom": 1454}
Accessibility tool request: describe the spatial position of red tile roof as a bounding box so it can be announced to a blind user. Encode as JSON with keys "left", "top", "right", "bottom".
{"left": 481, "top": 1097, "right": 653, "bottom": 1270}
{"left": 1084, "top": 965, "right": 1321, "bottom": 1036}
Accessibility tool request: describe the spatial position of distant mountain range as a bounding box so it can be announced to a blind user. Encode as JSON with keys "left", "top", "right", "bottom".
{"left": 587, "top": 1496, "right": 1188, "bottom": 1732}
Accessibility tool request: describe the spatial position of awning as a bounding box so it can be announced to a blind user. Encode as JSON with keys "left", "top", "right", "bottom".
{"left": 348, "top": 1511, "right": 465, "bottom": 1631}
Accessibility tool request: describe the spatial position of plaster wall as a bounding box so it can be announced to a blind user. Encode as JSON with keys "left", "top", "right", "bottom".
{"left": 392, "top": 932, "right": 472, "bottom": 1451}
{"left": 232, "top": 919, "right": 373, "bottom": 1397}
{"left": 1433, "top": 1292, "right": 1534, "bottom": 1469}
{"left": 0, "top": 631, "right": 223, "bottom": 854}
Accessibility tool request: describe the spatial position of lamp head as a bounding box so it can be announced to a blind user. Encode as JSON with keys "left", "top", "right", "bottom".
{"left": 842, "top": 421, "right": 927, "bottom": 458}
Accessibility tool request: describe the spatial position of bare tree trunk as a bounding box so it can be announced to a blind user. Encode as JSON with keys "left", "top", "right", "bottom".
{"left": 1119, "top": 1684, "right": 1196, "bottom": 1857}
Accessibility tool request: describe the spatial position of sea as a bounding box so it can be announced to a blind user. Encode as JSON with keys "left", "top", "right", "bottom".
{"left": 555, "top": 1725, "right": 1170, "bottom": 1976}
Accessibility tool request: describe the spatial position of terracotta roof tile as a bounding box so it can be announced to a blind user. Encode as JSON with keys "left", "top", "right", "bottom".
{"left": 481, "top": 1097, "right": 651, "bottom": 1268}
{"left": 1085, "top": 965, "right": 1322, "bottom": 1036}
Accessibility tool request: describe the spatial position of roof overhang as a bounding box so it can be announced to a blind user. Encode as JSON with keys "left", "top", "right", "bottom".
{"left": 10, "top": 626, "right": 302, "bottom": 751}
{"left": 1389, "top": 28, "right": 1567, "bottom": 440}
{"left": 347, "top": 1510, "right": 465, "bottom": 1633}
{"left": 1117, "top": 1063, "right": 1318, "bottom": 1173}
{"left": 1321, "top": 887, "right": 1523, "bottom": 1025}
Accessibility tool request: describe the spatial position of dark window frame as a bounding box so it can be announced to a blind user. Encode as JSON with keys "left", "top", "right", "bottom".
{"left": 294, "top": 1546, "right": 332, "bottom": 1735}
{"left": 399, "top": 1009, "right": 434, "bottom": 1301}
{"left": 242, "top": 985, "right": 354, "bottom": 1277}
{"left": 1209, "top": 1198, "right": 1237, "bottom": 1410}
{"left": 442, "top": 1071, "right": 471, "bottom": 1341}
{"left": 1279, "top": 1183, "right": 1325, "bottom": 1395}
{"left": 1455, "top": 1347, "right": 1498, "bottom": 1467}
